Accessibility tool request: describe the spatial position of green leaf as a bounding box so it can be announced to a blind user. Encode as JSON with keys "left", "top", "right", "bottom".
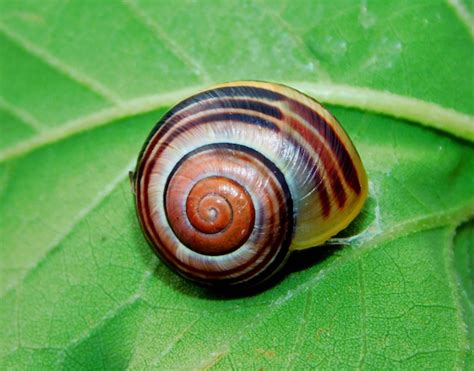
{"left": 0, "top": 0, "right": 473, "bottom": 369}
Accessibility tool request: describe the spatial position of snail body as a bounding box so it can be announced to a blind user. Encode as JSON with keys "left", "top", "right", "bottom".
{"left": 132, "top": 81, "right": 368, "bottom": 288}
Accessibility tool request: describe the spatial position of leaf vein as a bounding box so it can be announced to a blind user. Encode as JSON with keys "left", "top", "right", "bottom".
{"left": 444, "top": 225, "right": 471, "bottom": 369}
{"left": 0, "top": 97, "right": 44, "bottom": 132}
{"left": 447, "top": 0, "right": 474, "bottom": 38}
{"left": 150, "top": 316, "right": 202, "bottom": 367}
{"left": 0, "top": 23, "right": 123, "bottom": 105}
{"left": 286, "top": 290, "right": 312, "bottom": 369}
{"left": 0, "top": 160, "right": 136, "bottom": 301}
{"left": 254, "top": 0, "right": 331, "bottom": 82}
{"left": 121, "top": 0, "right": 212, "bottom": 84}
{"left": 357, "top": 261, "right": 368, "bottom": 369}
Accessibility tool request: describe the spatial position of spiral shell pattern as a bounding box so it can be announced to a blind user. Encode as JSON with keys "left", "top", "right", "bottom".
{"left": 133, "top": 81, "right": 368, "bottom": 287}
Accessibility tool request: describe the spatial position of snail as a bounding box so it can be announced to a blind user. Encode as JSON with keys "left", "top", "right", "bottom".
{"left": 131, "top": 81, "right": 368, "bottom": 288}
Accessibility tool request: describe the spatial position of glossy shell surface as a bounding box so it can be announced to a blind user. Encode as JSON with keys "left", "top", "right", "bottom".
{"left": 133, "top": 81, "right": 368, "bottom": 287}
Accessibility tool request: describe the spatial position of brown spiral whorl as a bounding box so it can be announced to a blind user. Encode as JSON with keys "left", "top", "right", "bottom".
{"left": 145, "top": 143, "right": 294, "bottom": 287}
{"left": 167, "top": 175, "right": 255, "bottom": 256}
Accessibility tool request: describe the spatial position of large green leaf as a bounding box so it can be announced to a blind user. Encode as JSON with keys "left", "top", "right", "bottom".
{"left": 1, "top": 0, "right": 473, "bottom": 369}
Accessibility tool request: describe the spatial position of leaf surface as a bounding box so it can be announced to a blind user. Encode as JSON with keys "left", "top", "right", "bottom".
{"left": 0, "top": 0, "right": 473, "bottom": 369}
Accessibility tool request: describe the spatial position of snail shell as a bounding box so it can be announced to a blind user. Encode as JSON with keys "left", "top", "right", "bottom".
{"left": 132, "top": 81, "right": 368, "bottom": 288}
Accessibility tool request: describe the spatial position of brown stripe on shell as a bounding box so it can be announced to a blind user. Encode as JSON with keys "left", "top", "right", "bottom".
{"left": 137, "top": 92, "right": 356, "bottom": 216}
{"left": 284, "top": 115, "right": 346, "bottom": 209}
{"left": 138, "top": 111, "right": 280, "bottom": 197}
{"left": 165, "top": 98, "right": 284, "bottom": 127}
{"left": 286, "top": 99, "right": 361, "bottom": 195}
{"left": 140, "top": 106, "right": 335, "bottom": 218}
{"left": 151, "top": 84, "right": 362, "bottom": 196}
{"left": 137, "top": 98, "right": 284, "bottom": 181}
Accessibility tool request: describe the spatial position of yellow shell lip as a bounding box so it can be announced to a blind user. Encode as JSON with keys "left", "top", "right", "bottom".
{"left": 291, "top": 171, "right": 369, "bottom": 250}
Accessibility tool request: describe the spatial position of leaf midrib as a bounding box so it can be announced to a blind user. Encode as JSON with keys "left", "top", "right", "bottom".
{"left": 1, "top": 81, "right": 473, "bottom": 164}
